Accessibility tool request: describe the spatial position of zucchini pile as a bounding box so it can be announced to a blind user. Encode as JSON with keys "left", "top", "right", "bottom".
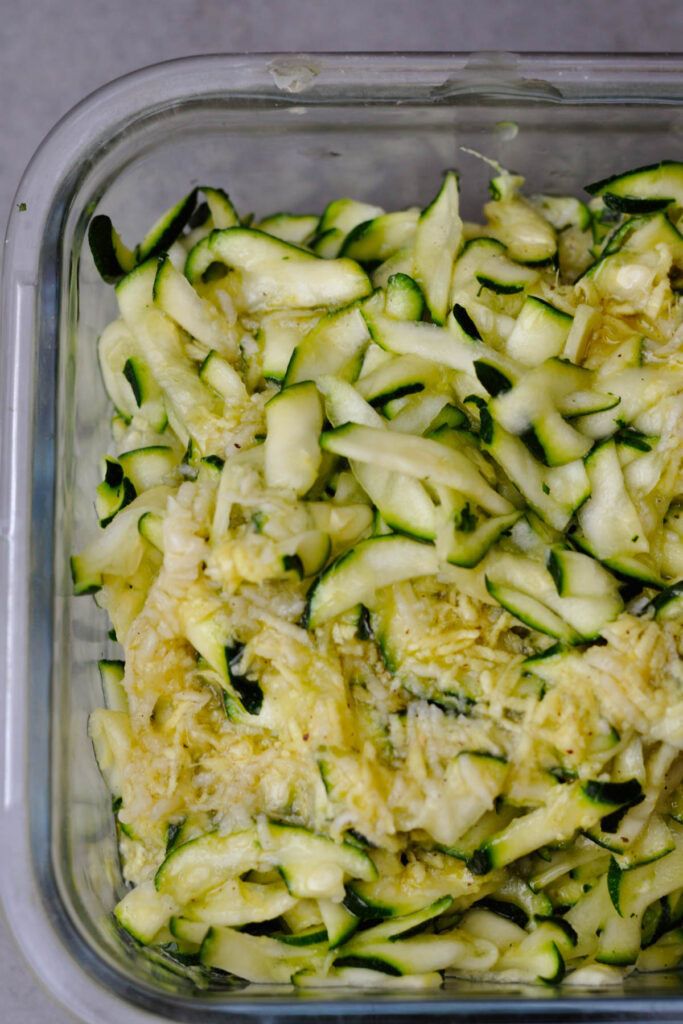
{"left": 76, "top": 161, "right": 683, "bottom": 988}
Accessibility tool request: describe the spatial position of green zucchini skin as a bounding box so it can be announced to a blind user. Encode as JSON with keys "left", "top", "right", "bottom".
{"left": 649, "top": 581, "right": 683, "bottom": 621}
{"left": 467, "top": 779, "right": 642, "bottom": 876}
{"left": 88, "top": 215, "right": 133, "bottom": 283}
{"left": 585, "top": 160, "right": 683, "bottom": 213}
{"left": 136, "top": 189, "right": 198, "bottom": 263}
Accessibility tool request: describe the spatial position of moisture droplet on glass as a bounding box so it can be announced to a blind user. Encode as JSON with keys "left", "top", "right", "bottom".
{"left": 494, "top": 121, "right": 519, "bottom": 141}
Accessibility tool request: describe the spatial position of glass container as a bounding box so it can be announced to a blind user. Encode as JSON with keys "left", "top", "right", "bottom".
{"left": 2, "top": 53, "right": 683, "bottom": 1022}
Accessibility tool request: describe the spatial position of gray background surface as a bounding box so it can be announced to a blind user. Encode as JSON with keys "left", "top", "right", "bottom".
{"left": 0, "top": 0, "right": 680, "bottom": 1020}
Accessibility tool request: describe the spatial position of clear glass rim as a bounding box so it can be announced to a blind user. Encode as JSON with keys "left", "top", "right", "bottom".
{"left": 3, "top": 50, "right": 683, "bottom": 1023}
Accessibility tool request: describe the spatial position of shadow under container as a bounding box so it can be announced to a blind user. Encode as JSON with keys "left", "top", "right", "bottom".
{"left": 2, "top": 52, "right": 683, "bottom": 1023}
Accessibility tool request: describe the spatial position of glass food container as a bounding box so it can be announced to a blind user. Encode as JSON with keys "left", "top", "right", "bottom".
{"left": 2, "top": 53, "right": 683, "bottom": 1023}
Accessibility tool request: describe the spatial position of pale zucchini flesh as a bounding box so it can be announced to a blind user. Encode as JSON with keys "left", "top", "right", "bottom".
{"left": 264, "top": 382, "right": 323, "bottom": 495}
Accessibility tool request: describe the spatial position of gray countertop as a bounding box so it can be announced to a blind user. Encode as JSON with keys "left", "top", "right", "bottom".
{"left": 1, "top": 1, "right": 680, "bottom": 1020}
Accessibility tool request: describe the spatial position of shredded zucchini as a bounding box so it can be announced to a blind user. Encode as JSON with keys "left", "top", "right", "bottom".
{"left": 78, "top": 162, "right": 683, "bottom": 989}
